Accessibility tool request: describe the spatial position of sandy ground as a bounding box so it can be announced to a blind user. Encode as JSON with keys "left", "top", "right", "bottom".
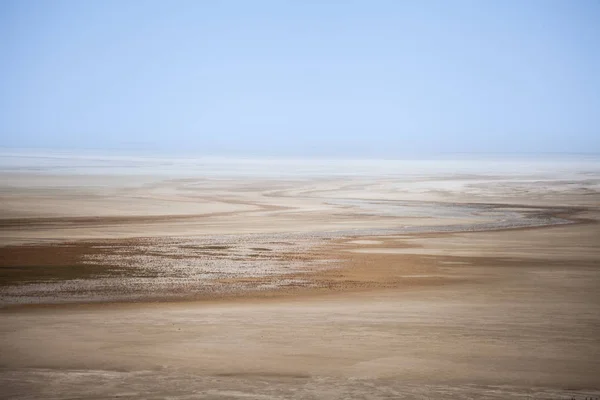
{"left": 1, "top": 162, "right": 600, "bottom": 399}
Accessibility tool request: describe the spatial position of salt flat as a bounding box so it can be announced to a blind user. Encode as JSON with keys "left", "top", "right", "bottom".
{"left": 1, "top": 154, "right": 599, "bottom": 399}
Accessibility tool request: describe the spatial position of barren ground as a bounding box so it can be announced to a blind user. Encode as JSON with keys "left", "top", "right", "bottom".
{"left": 1, "top": 158, "right": 599, "bottom": 399}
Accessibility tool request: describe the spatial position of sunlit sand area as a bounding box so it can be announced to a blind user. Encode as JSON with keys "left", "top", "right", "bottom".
{"left": 0, "top": 153, "right": 599, "bottom": 399}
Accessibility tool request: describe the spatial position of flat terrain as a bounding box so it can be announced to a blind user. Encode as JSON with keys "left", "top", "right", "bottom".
{"left": 1, "top": 156, "right": 599, "bottom": 399}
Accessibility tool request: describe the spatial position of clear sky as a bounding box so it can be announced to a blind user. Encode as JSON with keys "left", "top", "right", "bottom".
{"left": 1, "top": 0, "right": 599, "bottom": 157}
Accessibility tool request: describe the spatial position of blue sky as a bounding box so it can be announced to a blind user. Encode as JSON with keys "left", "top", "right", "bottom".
{"left": 1, "top": 0, "right": 599, "bottom": 156}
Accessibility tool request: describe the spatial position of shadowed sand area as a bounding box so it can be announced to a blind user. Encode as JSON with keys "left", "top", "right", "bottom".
{"left": 1, "top": 156, "right": 600, "bottom": 399}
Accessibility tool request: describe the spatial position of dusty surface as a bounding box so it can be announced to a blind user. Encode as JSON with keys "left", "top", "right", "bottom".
{"left": 1, "top": 155, "right": 600, "bottom": 399}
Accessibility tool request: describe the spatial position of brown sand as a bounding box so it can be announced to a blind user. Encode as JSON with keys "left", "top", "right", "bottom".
{"left": 1, "top": 172, "right": 599, "bottom": 399}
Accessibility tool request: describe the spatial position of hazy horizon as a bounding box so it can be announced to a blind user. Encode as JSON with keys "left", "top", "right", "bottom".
{"left": 2, "top": 146, "right": 600, "bottom": 159}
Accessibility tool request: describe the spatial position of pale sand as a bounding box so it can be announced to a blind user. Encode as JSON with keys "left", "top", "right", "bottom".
{"left": 1, "top": 168, "right": 600, "bottom": 399}
{"left": 0, "top": 171, "right": 590, "bottom": 244}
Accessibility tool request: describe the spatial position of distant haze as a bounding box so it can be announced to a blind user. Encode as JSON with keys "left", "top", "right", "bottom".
{"left": 1, "top": 0, "right": 599, "bottom": 156}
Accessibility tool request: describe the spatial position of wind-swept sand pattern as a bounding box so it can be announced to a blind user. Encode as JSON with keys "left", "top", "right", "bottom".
{"left": 1, "top": 156, "right": 600, "bottom": 399}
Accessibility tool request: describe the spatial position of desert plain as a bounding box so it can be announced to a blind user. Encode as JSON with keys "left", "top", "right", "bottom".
{"left": 1, "top": 154, "right": 599, "bottom": 399}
